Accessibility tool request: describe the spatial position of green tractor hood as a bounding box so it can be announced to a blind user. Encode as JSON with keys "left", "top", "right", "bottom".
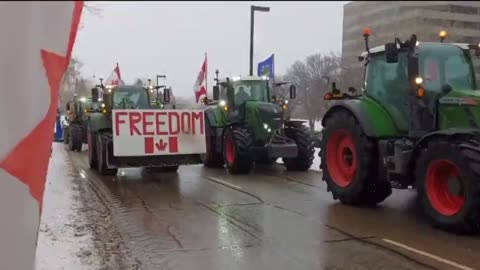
{"left": 244, "top": 101, "right": 284, "bottom": 142}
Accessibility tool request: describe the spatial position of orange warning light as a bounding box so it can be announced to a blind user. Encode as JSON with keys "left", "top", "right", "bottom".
{"left": 363, "top": 27, "right": 372, "bottom": 37}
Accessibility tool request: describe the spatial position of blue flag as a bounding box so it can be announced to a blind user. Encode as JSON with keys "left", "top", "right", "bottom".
{"left": 257, "top": 54, "right": 274, "bottom": 80}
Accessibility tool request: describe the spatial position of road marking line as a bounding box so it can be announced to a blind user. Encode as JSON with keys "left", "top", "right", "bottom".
{"left": 382, "top": 238, "right": 475, "bottom": 270}
{"left": 207, "top": 177, "right": 243, "bottom": 190}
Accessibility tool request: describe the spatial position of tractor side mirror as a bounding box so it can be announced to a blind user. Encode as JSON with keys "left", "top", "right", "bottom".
{"left": 385, "top": 42, "right": 399, "bottom": 63}
{"left": 441, "top": 84, "right": 453, "bottom": 96}
{"left": 163, "top": 88, "right": 171, "bottom": 103}
{"left": 66, "top": 102, "right": 70, "bottom": 111}
{"left": 289, "top": 85, "right": 297, "bottom": 99}
{"left": 213, "top": 85, "right": 220, "bottom": 101}
{"left": 91, "top": 88, "right": 99, "bottom": 102}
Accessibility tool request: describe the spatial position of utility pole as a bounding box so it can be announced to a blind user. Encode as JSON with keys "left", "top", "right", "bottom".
{"left": 249, "top": 5, "right": 270, "bottom": 76}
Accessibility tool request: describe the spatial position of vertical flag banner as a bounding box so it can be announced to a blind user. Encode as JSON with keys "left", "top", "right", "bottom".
{"left": 0, "top": 2, "right": 83, "bottom": 269}
{"left": 106, "top": 62, "right": 124, "bottom": 86}
{"left": 193, "top": 53, "right": 208, "bottom": 104}
{"left": 257, "top": 54, "right": 275, "bottom": 80}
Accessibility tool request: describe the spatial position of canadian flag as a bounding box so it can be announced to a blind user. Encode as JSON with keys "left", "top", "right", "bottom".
{"left": 0, "top": 2, "right": 83, "bottom": 269}
{"left": 193, "top": 54, "right": 207, "bottom": 103}
{"left": 105, "top": 62, "right": 123, "bottom": 86}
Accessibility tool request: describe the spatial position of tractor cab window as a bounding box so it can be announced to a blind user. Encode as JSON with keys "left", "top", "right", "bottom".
{"left": 113, "top": 87, "right": 150, "bottom": 109}
{"left": 232, "top": 80, "right": 269, "bottom": 108}
{"left": 366, "top": 52, "right": 410, "bottom": 132}
{"left": 420, "top": 44, "right": 477, "bottom": 91}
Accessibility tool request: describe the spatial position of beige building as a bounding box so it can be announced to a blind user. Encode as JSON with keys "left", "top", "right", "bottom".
{"left": 341, "top": 1, "right": 480, "bottom": 89}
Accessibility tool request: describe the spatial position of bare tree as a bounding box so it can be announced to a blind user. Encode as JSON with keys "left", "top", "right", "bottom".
{"left": 285, "top": 52, "right": 341, "bottom": 132}
{"left": 133, "top": 78, "right": 144, "bottom": 86}
{"left": 79, "top": 2, "right": 103, "bottom": 30}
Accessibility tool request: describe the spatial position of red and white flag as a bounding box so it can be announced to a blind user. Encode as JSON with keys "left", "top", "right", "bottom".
{"left": 0, "top": 2, "right": 83, "bottom": 269}
{"left": 193, "top": 54, "right": 207, "bottom": 103}
{"left": 106, "top": 62, "right": 123, "bottom": 86}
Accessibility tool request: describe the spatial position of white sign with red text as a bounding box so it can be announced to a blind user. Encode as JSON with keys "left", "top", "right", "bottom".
{"left": 113, "top": 109, "right": 206, "bottom": 156}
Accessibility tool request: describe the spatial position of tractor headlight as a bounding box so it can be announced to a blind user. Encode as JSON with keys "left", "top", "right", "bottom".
{"left": 284, "top": 100, "right": 289, "bottom": 104}
{"left": 263, "top": 123, "right": 269, "bottom": 130}
{"left": 80, "top": 97, "right": 87, "bottom": 103}
{"left": 101, "top": 103, "right": 105, "bottom": 108}
{"left": 267, "top": 128, "right": 272, "bottom": 133}
{"left": 219, "top": 100, "right": 226, "bottom": 106}
{"left": 98, "top": 97, "right": 103, "bottom": 102}
{"left": 415, "top": 77, "right": 423, "bottom": 85}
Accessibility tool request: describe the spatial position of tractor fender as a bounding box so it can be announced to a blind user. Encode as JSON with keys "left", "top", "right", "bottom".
{"left": 322, "top": 99, "right": 400, "bottom": 138}
{"left": 322, "top": 100, "right": 377, "bottom": 137}
{"left": 415, "top": 128, "right": 480, "bottom": 149}
{"left": 87, "top": 113, "right": 112, "bottom": 134}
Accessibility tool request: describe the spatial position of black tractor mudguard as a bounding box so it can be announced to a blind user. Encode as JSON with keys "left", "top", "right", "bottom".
{"left": 415, "top": 128, "right": 480, "bottom": 149}
{"left": 322, "top": 100, "right": 377, "bottom": 137}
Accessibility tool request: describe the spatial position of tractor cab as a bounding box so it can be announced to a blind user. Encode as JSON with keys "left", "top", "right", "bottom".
{"left": 90, "top": 79, "right": 171, "bottom": 114}
{"left": 211, "top": 75, "right": 296, "bottom": 141}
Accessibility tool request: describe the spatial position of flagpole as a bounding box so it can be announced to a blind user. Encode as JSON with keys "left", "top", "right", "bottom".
{"left": 205, "top": 52, "right": 208, "bottom": 96}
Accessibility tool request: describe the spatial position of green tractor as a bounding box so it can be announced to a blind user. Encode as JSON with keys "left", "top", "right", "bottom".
{"left": 64, "top": 95, "right": 92, "bottom": 152}
{"left": 202, "top": 72, "right": 315, "bottom": 174}
{"left": 86, "top": 79, "right": 197, "bottom": 176}
{"left": 320, "top": 29, "right": 480, "bottom": 233}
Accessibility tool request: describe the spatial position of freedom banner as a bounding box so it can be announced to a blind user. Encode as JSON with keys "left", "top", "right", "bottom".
{"left": 113, "top": 109, "right": 206, "bottom": 156}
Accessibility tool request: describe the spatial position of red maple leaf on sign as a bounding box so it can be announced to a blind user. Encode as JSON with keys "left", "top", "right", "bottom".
{"left": 144, "top": 137, "right": 179, "bottom": 154}
{"left": 155, "top": 139, "right": 168, "bottom": 151}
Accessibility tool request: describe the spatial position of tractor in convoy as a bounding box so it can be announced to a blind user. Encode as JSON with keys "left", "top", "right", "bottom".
{"left": 86, "top": 79, "right": 205, "bottom": 175}
{"left": 320, "top": 29, "right": 480, "bottom": 233}
{"left": 201, "top": 72, "right": 314, "bottom": 174}
{"left": 64, "top": 95, "right": 92, "bottom": 151}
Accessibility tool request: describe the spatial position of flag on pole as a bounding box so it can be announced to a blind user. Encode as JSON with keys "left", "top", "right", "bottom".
{"left": 257, "top": 54, "right": 275, "bottom": 80}
{"left": 105, "top": 62, "right": 124, "bottom": 86}
{"left": 193, "top": 53, "right": 207, "bottom": 103}
{"left": 0, "top": 2, "right": 83, "bottom": 269}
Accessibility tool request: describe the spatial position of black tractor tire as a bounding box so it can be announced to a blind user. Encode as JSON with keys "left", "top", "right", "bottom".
{"left": 87, "top": 124, "right": 98, "bottom": 170}
{"left": 283, "top": 124, "right": 315, "bottom": 171}
{"left": 63, "top": 127, "right": 70, "bottom": 145}
{"left": 70, "top": 126, "right": 83, "bottom": 152}
{"left": 320, "top": 110, "right": 391, "bottom": 206}
{"left": 202, "top": 127, "right": 224, "bottom": 167}
{"left": 223, "top": 126, "right": 254, "bottom": 174}
{"left": 256, "top": 154, "right": 277, "bottom": 165}
{"left": 96, "top": 133, "right": 118, "bottom": 176}
{"left": 415, "top": 139, "right": 480, "bottom": 234}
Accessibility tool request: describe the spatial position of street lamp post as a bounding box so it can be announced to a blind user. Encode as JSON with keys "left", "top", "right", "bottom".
{"left": 250, "top": 5, "right": 270, "bottom": 76}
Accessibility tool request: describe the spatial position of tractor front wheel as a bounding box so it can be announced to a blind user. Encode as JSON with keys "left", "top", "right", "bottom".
{"left": 223, "top": 127, "right": 254, "bottom": 174}
{"left": 96, "top": 134, "right": 118, "bottom": 176}
{"left": 283, "top": 124, "right": 314, "bottom": 171}
{"left": 202, "top": 127, "right": 224, "bottom": 167}
{"left": 415, "top": 139, "right": 480, "bottom": 234}
{"left": 320, "top": 110, "right": 391, "bottom": 205}
{"left": 87, "top": 125, "right": 98, "bottom": 170}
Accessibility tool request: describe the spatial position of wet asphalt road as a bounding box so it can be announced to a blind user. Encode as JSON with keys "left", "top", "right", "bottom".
{"left": 55, "top": 143, "right": 480, "bottom": 270}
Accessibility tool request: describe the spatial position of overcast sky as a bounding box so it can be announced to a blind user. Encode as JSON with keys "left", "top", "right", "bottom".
{"left": 74, "top": 1, "right": 346, "bottom": 98}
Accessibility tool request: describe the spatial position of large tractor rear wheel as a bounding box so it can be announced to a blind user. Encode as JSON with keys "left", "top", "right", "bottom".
{"left": 96, "top": 133, "right": 118, "bottom": 176}
{"left": 87, "top": 124, "right": 98, "bottom": 170}
{"left": 202, "top": 127, "right": 224, "bottom": 167}
{"left": 223, "top": 126, "right": 254, "bottom": 174}
{"left": 70, "top": 126, "right": 83, "bottom": 152}
{"left": 320, "top": 110, "right": 391, "bottom": 205}
{"left": 283, "top": 124, "right": 314, "bottom": 171}
{"left": 415, "top": 139, "right": 480, "bottom": 234}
